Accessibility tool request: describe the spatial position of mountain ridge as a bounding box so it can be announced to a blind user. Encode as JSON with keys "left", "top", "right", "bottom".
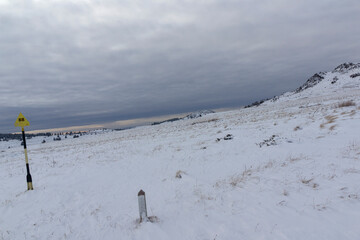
{"left": 270, "top": 62, "right": 360, "bottom": 104}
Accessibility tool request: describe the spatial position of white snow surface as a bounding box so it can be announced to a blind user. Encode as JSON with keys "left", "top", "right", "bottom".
{"left": 1, "top": 65, "right": 360, "bottom": 239}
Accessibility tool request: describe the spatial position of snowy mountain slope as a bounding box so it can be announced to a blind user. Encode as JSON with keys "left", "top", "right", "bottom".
{"left": 1, "top": 64, "right": 360, "bottom": 239}
{"left": 269, "top": 62, "right": 360, "bottom": 104}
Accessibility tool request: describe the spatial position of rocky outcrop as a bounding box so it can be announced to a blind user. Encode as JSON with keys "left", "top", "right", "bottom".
{"left": 185, "top": 110, "right": 215, "bottom": 119}
{"left": 332, "top": 63, "right": 360, "bottom": 73}
{"left": 294, "top": 72, "right": 326, "bottom": 93}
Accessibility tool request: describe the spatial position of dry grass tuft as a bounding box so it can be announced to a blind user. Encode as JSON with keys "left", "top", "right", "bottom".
{"left": 320, "top": 115, "right": 338, "bottom": 129}
{"left": 287, "top": 155, "right": 301, "bottom": 162}
{"left": 325, "top": 115, "right": 337, "bottom": 123}
{"left": 294, "top": 126, "right": 302, "bottom": 131}
{"left": 300, "top": 177, "right": 319, "bottom": 189}
{"left": 229, "top": 168, "right": 252, "bottom": 187}
{"left": 175, "top": 170, "right": 186, "bottom": 179}
{"left": 301, "top": 177, "right": 313, "bottom": 185}
{"left": 337, "top": 100, "right": 356, "bottom": 108}
{"left": 192, "top": 118, "right": 219, "bottom": 125}
{"left": 312, "top": 183, "right": 319, "bottom": 189}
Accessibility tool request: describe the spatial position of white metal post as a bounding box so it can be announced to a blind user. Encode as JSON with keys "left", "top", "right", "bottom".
{"left": 138, "top": 189, "right": 148, "bottom": 222}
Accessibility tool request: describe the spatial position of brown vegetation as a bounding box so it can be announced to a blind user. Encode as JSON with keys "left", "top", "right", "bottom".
{"left": 337, "top": 101, "right": 356, "bottom": 108}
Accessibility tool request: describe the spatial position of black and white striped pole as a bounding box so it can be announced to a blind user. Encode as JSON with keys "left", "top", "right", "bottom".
{"left": 138, "top": 190, "right": 148, "bottom": 222}
{"left": 21, "top": 127, "right": 33, "bottom": 190}
{"left": 14, "top": 113, "right": 33, "bottom": 190}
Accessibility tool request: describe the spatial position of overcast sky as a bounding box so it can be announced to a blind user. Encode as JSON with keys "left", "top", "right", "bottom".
{"left": 1, "top": 0, "right": 359, "bottom": 133}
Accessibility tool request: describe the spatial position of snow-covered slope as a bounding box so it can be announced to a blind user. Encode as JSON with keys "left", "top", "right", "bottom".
{"left": 270, "top": 62, "right": 360, "bottom": 104}
{"left": 1, "top": 63, "right": 360, "bottom": 240}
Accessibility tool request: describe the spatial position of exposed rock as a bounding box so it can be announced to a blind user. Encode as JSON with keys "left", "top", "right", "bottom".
{"left": 216, "top": 134, "right": 234, "bottom": 142}
{"left": 350, "top": 73, "right": 360, "bottom": 78}
{"left": 332, "top": 62, "right": 360, "bottom": 73}
{"left": 295, "top": 72, "right": 325, "bottom": 93}
{"left": 331, "top": 76, "right": 339, "bottom": 84}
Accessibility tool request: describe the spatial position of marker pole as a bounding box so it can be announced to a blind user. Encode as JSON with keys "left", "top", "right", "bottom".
{"left": 138, "top": 190, "right": 148, "bottom": 222}
{"left": 22, "top": 127, "right": 33, "bottom": 190}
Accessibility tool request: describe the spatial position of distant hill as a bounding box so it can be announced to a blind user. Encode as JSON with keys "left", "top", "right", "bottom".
{"left": 152, "top": 110, "right": 215, "bottom": 125}
{"left": 245, "top": 62, "right": 360, "bottom": 108}
{"left": 271, "top": 62, "right": 360, "bottom": 103}
{"left": 184, "top": 110, "right": 215, "bottom": 119}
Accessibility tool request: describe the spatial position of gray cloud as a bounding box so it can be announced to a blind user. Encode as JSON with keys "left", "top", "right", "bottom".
{"left": 1, "top": 0, "right": 360, "bottom": 132}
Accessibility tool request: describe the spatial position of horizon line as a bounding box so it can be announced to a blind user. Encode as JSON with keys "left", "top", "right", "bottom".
{"left": 9, "top": 107, "right": 237, "bottom": 134}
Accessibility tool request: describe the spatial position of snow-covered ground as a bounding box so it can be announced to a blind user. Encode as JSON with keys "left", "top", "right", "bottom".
{"left": 1, "top": 64, "right": 360, "bottom": 239}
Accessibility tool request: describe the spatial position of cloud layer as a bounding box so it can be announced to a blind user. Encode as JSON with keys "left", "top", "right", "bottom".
{"left": 1, "top": 0, "right": 360, "bottom": 132}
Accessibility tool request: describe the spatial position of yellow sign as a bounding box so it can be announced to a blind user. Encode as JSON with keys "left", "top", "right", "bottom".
{"left": 14, "top": 113, "right": 30, "bottom": 127}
